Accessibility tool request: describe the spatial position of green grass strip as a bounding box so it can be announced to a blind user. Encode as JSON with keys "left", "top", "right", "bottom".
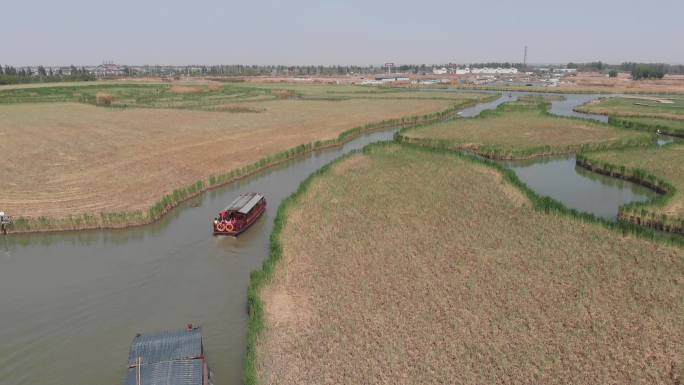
{"left": 608, "top": 116, "right": 684, "bottom": 137}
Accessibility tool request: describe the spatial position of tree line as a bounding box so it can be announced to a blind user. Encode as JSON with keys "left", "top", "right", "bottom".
{"left": 0, "top": 65, "right": 95, "bottom": 85}
{"left": 619, "top": 63, "right": 667, "bottom": 80}
{"left": 566, "top": 61, "right": 683, "bottom": 79}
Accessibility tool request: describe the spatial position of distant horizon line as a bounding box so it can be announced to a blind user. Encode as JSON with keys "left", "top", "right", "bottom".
{"left": 4, "top": 61, "right": 684, "bottom": 68}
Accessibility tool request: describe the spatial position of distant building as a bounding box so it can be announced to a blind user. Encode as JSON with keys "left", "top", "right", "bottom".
{"left": 417, "top": 79, "right": 441, "bottom": 85}
{"left": 470, "top": 67, "right": 518, "bottom": 75}
{"left": 374, "top": 74, "right": 410, "bottom": 82}
{"left": 94, "top": 63, "right": 125, "bottom": 77}
{"left": 432, "top": 67, "right": 448, "bottom": 75}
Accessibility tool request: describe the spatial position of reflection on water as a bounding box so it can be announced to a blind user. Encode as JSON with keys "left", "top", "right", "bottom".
{"left": 2, "top": 235, "right": 10, "bottom": 260}
{"left": 503, "top": 155, "right": 658, "bottom": 220}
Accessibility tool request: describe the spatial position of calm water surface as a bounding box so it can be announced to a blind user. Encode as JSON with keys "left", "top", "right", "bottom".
{"left": 0, "top": 91, "right": 662, "bottom": 385}
{"left": 503, "top": 156, "right": 658, "bottom": 220}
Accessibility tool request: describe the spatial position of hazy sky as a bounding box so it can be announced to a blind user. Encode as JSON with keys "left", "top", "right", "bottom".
{"left": 2, "top": 0, "right": 683, "bottom": 66}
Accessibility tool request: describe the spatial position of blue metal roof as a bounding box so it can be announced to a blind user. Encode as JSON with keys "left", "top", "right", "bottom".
{"left": 128, "top": 327, "right": 203, "bottom": 366}
{"left": 125, "top": 359, "right": 203, "bottom": 385}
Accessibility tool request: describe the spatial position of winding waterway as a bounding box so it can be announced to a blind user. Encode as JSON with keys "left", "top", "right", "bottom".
{"left": 0, "top": 91, "right": 662, "bottom": 385}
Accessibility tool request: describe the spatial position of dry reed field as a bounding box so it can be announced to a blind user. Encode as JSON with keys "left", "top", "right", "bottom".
{"left": 258, "top": 143, "right": 683, "bottom": 385}
{"left": 400, "top": 102, "right": 650, "bottom": 158}
{"left": 0, "top": 97, "right": 454, "bottom": 221}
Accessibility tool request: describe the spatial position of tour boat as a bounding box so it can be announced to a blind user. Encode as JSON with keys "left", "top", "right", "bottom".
{"left": 213, "top": 192, "right": 266, "bottom": 236}
{"left": 125, "top": 324, "right": 212, "bottom": 385}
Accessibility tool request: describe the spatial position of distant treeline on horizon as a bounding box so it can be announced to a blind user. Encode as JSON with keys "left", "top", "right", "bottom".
{"left": 1, "top": 61, "right": 682, "bottom": 85}
{"left": 567, "top": 62, "right": 684, "bottom": 79}
{"left": 0, "top": 65, "right": 95, "bottom": 85}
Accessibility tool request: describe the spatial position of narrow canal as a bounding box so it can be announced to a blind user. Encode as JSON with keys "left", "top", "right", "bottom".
{"left": 0, "top": 91, "right": 662, "bottom": 385}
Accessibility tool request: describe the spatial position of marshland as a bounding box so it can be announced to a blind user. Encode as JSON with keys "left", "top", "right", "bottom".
{"left": 0, "top": 82, "right": 496, "bottom": 232}
{"left": 397, "top": 98, "right": 652, "bottom": 159}
{"left": 5, "top": 2, "right": 684, "bottom": 384}
{"left": 577, "top": 142, "right": 684, "bottom": 233}
{"left": 255, "top": 143, "right": 683, "bottom": 384}
{"left": 575, "top": 95, "right": 684, "bottom": 120}
{"left": 1, "top": 84, "right": 682, "bottom": 385}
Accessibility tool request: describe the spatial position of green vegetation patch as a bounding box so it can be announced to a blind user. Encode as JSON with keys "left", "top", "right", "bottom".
{"left": 576, "top": 95, "right": 684, "bottom": 120}
{"left": 516, "top": 94, "right": 566, "bottom": 102}
{"left": 610, "top": 116, "right": 684, "bottom": 137}
{"left": 578, "top": 143, "right": 684, "bottom": 233}
{"left": 398, "top": 101, "right": 653, "bottom": 159}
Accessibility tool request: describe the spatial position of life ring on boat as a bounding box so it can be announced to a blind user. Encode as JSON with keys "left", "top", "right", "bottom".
{"left": 216, "top": 222, "right": 227, "bottom": 232}
{"left": 225, "top": 222, "right": 235, "bottom": 232}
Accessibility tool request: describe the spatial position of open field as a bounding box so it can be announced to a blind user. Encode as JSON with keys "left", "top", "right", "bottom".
{"left": 0, "top": 82, "right": 275, "bottom": 109}
{"left": 454, "top": 73, "right": 684, "bottom": 94}
{"left": 0, "top": 79, "right": 165, "bottom": 91}
{"left": 577, "top": 143, "right": 684, "bottom": 233}
{"left": 0, "top": 91, "right": 465, "bottom": 229}
{"left": 567, "top": 72, "right": 684, "bottom": 93}
{"left": 254, "top": 143, "right": 683, "bottom": 385}
{"left": 576, "top": 95, "right": 684, "bottom": 120}
{"left": 0, "top": 81, "right": 494, "bottom": 109}
{"left": 398, "top": 101, "right": 652, "bottom": 159}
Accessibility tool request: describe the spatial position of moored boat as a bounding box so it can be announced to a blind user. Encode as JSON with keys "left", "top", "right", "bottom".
{"left": 213, "top": 192, "right": 266, "bottom": 236}
{"left": 125, "top": 324, "right": 212, "bottom": 385}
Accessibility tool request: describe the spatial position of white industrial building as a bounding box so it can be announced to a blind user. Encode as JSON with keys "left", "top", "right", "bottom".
{"left": 470, "top": 67, "right": 518, "bottom": 74}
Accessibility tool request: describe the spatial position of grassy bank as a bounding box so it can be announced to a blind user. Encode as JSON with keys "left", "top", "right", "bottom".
{"left": 251, "top": 142, "right": 682, "bottom": 385}
{"left": 396, "top": 101, "right": 653, "bottom": 159}
{"left": 577, "top": 143, "right": 684, "bottom": 234}
{"left": 575, "top": 95, "right": 684, "bottom": 120}
{"left": 6, "top": 97, "right": 483, "bottom": 233}
{"left": 609, "top": 116, "right": 684, "bottom": 137}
